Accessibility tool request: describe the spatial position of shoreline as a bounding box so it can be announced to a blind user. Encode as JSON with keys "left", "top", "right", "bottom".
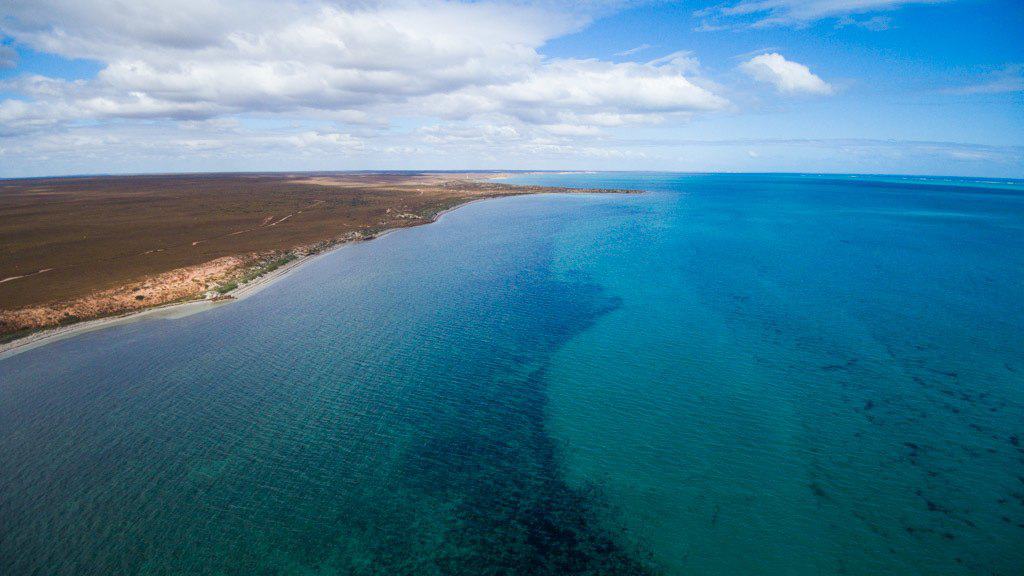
{"left": 0, "top": 211, "right": 396, "bottom": 360}
{"left": 0, "top": 188, "right": 625, "bottom": 360}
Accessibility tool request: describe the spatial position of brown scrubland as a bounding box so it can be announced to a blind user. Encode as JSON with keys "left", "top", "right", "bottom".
{"left": 0, "top": 172, "right": 628, "bottom": 337}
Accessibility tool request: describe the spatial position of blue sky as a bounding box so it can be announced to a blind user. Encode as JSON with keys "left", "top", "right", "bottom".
{"left": 1, "top": 0, "right": 1022, "bottom": 177}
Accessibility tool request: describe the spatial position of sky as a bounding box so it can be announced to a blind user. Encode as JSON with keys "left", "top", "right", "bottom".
{"left": 1, "top": 0, "right": 1022, "bottom": 178}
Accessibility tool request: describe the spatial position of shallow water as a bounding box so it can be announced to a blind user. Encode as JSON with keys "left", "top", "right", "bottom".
{"left": 2, "top": 174, "right": 1023, "bottom": 575}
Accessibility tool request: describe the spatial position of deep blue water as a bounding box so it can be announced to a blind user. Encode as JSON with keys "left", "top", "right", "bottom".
{"left": 2, "top": 173, "right": 1023, "bottom": 575}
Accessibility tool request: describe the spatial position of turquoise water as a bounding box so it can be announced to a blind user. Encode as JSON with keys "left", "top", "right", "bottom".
{"left": 2, "top": 174, "right": 1023, "bottom": 575}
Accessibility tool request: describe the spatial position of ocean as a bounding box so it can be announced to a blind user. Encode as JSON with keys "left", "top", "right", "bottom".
{"left": 2, "top": 173, "right": 1022, "bottom": 575}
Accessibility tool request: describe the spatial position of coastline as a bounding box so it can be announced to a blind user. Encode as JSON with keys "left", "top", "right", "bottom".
{"left": 0, "top": 188, "right": 627, "bottom": 360}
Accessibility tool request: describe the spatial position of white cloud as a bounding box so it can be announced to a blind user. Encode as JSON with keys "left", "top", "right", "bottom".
{"left": 616, "top": 44, "right": 652, "bottom": 56}
{"left": 418, "top": 49, "right": 725, "bottom": 132}
{"left": 541, "top": 123, "right": 604, "bottom": 136}
{"left": 485, "top": 57, "right": 726, "bottom": 116}
{"left": 0, "top": 45, "right": 17, "bottom": 68}
{"left": 645, "top": 50, "right": 703, "bottom": 74}
{"left": 0, "top": 0, "right": 727, "bottom": 142}
{"left": 696, "top": 0, "right": 950, "bottom": 29}
{"left": 0, "top": 1, "right": 575, "bottom": 123}
{"left": 5, "top": 123, "right": 1019, "bottom": 178}
{"left": 944, "top": 64, "right": 1024, "bottom": 95}
{"left": 740, "top": 53, "right": 833, "bottom": 95}
{"left": 404, "top": 53, "right": 726, "bottom": 139}
{"left": 836, "top": 15, "right": 893, "bottom": 30}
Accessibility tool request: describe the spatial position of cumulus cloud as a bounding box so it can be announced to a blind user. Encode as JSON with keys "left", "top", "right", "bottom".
{"left": 484, "top": 57, "right": 725, "bottom": 119}
{"left": 695, "top": 0, "right": 950, "bottom": 29}
{"left": 1, "top": 1, "right": 568, "bottom": 121}
{"left": 740, "top": 53, "right": 833, "bottom": 95}
{"left": 0, "top": 0, "right": 729, "bottom": 142}
{"left": 0, "top": 0, "right": 744, "bottom": 174}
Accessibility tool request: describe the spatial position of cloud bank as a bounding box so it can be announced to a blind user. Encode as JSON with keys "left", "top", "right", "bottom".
{"left": 0, "top": 0, "right": 726, "bottom": 136}
{"left": 0, "top": 0, "right": 1016, "bottom": 178}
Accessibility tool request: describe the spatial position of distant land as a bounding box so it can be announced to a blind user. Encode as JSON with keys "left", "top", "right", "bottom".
{"left": 0, "top": 172, "right": 633, "bottom": 343}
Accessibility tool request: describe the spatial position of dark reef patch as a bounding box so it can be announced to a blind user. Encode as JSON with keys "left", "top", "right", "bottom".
{"left": 0, "top": 205, "right": 656, "bottom": 576}
{"left": 352, "top": 273, "right": 653, "bottom": 575}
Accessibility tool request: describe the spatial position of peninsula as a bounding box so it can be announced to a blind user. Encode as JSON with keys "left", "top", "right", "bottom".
{"left": 0, "top": 172, "right": 631, "bottom": 347}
